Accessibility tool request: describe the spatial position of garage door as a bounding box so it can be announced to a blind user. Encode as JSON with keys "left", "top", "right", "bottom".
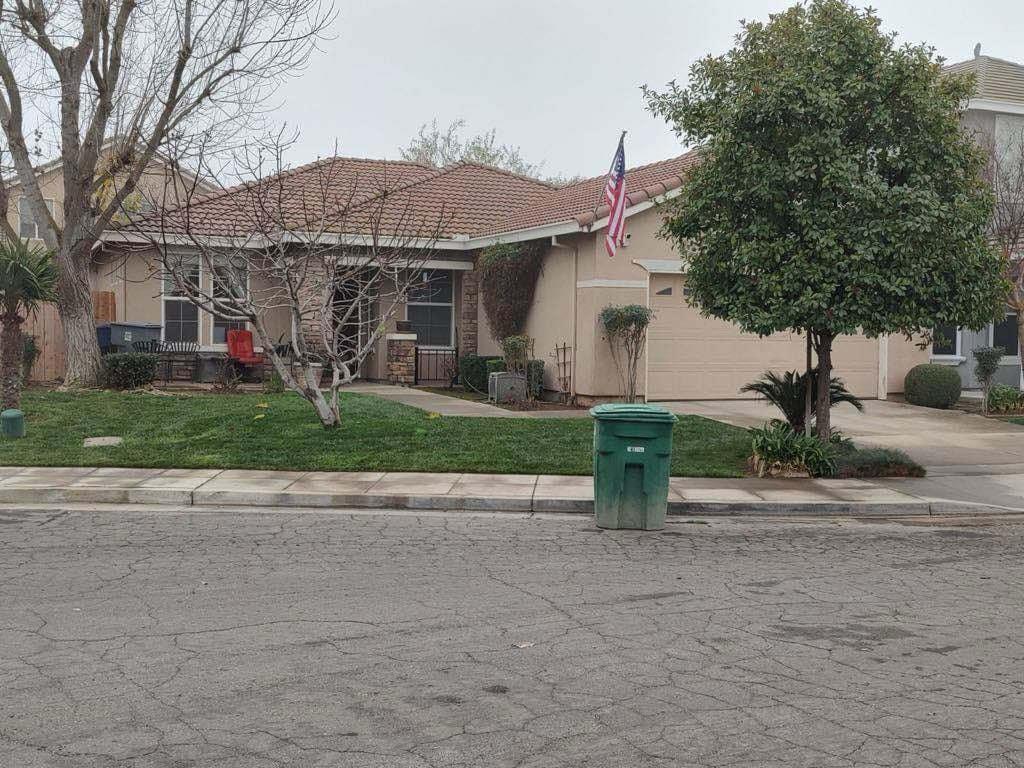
{"left": 645, "top": 274, "right": 880, "bottom": 400}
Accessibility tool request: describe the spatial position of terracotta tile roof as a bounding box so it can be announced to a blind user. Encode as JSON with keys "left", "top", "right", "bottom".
{"left": 474, "top": 151, "right": 699, "bottom": 237}
{"left": 127, "top": 150, "right": 696, "bottom": 242}
{"left": 944, "top": 54, "right": 1024, "bottom": 106}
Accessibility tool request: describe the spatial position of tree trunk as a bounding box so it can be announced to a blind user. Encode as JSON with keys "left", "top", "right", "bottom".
{"left": 1, "top": 315, "right": 24, "bottom": 410}
{"left": 804, "top": 331, "right": 813, "bottom": 436}
{"left": 55, "top": 240, "right": 102, "bottom": 388}
{"left": 814, "top": 331, "right": 834, "bottom": 442}
{"left": 1017, "top": 312, "right": 1024, "bottom": 397}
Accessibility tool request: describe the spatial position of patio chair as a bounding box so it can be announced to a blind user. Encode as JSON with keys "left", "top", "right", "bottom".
{"left": 226, "top": 329, "right": 266, "bottom": 381}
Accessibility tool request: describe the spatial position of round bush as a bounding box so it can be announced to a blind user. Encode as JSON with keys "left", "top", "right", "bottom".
{"left": 904, "top": 363, "right": 962, "bottom": 409}
{"left": 101, "top": 352, "right": 158, "bottom": 390}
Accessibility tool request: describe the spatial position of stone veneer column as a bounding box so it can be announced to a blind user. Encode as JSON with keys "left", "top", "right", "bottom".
{"left": 386, "top": 332, "right": 417, "bottom": 386}
{"left": 460, "top": 269, "right": 479, "bottom": 356}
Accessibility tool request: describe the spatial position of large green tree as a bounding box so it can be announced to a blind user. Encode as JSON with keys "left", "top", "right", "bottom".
{"left": 644, "top": 0, "right": 1008, "bottom": 438}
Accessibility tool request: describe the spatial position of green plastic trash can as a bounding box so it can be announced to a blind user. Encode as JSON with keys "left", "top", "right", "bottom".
{"left": 1, "top": 408, "right": 25, "bottom": 438}
{"left": 590, "top": 403, "right": 677, "bottom": 530}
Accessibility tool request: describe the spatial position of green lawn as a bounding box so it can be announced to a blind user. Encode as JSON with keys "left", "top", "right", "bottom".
{"left": 0, "top": 389, "right": 751, "bottom": 477}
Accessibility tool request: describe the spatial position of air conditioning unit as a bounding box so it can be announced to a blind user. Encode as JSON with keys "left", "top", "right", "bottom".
{"left": 488, "top": 371, "right": 527, "bottom": 403}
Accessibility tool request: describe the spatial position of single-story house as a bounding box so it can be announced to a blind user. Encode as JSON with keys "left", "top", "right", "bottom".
{"left": 86, "top": 152, "right": 930, "bottom": 402}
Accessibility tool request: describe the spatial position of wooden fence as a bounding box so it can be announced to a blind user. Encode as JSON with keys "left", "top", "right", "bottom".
{"left": 23, "top": 291, "right": 116, "bottom": 383}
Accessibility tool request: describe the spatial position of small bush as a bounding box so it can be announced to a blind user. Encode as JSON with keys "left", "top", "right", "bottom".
{"left": 21, "top": 333, "right": 39, "bottom": 383}
{"left": 458, "top": 354, "right": 501, "bottom": 393}
{"left": 904, "top": 364, "right": 962, "bottom": 409}
{"left": 485, "top": 357, "right": 505, "bottom": 377}
{"left": 835, "top": 447, "right": 925, "bottom": 478}
{"left": 527, "top": 359, "right": 544, "bottom": 398}
{"left": 749, "top": 420, "right": 837, "bottom": 478}
{"left": 102, "top": 352, "right": 158, "bottom": 390}
{"left": 263, "top": 370, "right": 285, "bottom": 394}
{"left": 973, "top": 346, "right": 1004, "bottom": 414}
{"left": 987, "top": 383, "right": 1024, "bottom": 413}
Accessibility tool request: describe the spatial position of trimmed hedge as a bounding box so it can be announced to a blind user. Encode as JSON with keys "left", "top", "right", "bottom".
{"left": 458, "top": 354, "right": 501, "bottom": 393}
{"left": 835, "top": 447, "right": 925, "bottom": 478}
{"left": 904, "top": 363, "right": 962, "bottom": 409}
{"left": 102, "top": 353, "right": 159, "bottom": 390}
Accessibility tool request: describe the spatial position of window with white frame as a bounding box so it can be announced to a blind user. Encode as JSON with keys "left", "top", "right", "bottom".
{"left": 211, "top": 261, "right": 248, "bottom": 344}
{"left": 931, "top": 323, "right": 960, "bottom": 357}
{"left": 407, "top": 270, "right": 454, "bottom": 347}
{"left": 162, "top": 258, "right": 200, "bottom": 343}
{"left": 18, "top": 197, "right": 56, "bottom": 240}
{"left": 993, "top": 311, "right": 1020, "bottom": 357}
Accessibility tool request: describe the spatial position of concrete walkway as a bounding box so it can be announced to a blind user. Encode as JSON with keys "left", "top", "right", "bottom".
{"left": 346, "top": 382, "right": 517, "bottom": 417}
{"left": 1, "top": 465, "right": 1021, "bottom": 516}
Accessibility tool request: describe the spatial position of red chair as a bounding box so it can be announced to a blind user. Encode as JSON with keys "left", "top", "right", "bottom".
{"left": 226, "top": 329, "right": 266, "bottom": 380}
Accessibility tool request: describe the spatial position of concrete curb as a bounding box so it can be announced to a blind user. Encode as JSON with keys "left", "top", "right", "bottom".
{"left": 0, "top": 484, "right": 1016, "bottom": 518}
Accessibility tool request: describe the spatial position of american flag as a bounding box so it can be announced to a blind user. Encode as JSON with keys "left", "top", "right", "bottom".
{"left": 603, "top": 133, "right": 627, "bottom": 258}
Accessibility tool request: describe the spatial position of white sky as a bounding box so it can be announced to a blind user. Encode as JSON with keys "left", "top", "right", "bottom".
{"left": 270, "top": 0, "right": 1022, "bottom": 179}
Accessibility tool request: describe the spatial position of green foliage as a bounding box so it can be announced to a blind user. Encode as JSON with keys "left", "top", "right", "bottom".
{"left": 973, "top": 346, "right": 1004, "bottom": 413}
{"left": 458, "top": 354, "right": 501, "bottom": 393}
{"left": 749, "top": 419, "right": 837, "bottom": 477}
{"left": 598, "top": 304, "right": 653, "bottom": 335}
{"left": 987, "top": 383, "right": 1024, "bottom": 413}
{"left": 740, "top": 368, "right": 863, "bottom": 433}
{"left": 263, "top": 370, "right": 286, "bottom": 394}
{"left": 21, "top": 333, "right": 39, "bottom": 382}
{"left": 478, "top": 242, "right": 545, "bottom": 340}
{"left": 500, "top": 334, "right": 533, "bottom": 375}
{"left": 904, "top": 364, "right": 962, "bottom": 409}
{"left": 835, "top": 447, "right": 926, "bottom": 478}
{"left": 485, "top": 357, "right": 505, "bottom": 377}
{"left": 101, "top": 353, "right": 158, "bottom": 390}
{"left": 526, "top": 359, "right": 544, "bottom": 398}
{"left": 0, "top": 390, "right": 751, "bottom": 477}
{"left": 0, "top": 240, "right": 58, "bottom": 317}
{"left": 644, "top": 0, "right": 1007, "bottom": 345}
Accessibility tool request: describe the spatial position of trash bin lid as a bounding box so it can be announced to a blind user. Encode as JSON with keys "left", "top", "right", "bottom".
{"left": 589, "top": 403, "right": 678, "bottom": 422}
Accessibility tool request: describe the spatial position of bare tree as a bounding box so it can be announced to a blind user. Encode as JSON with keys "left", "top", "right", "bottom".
{"left": 981, "top": 127, "right": 1024, "bottom": 385}
{"left": 0, "top": 0, "right": 334, "bottom": 386}
{"left": 126, "top": 138, "right": 451, "bottom": 428}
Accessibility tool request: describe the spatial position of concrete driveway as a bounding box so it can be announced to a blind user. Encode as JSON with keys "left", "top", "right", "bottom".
{"left": 662, "top": 398, "right": 1024, "bottom": 473}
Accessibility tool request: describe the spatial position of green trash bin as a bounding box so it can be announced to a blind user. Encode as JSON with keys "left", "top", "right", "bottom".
{"left": 1, "top": 408, "right": 25, "bottom": 439}
{"left": 590, "top": 403, "right": 677, "bottom": 530}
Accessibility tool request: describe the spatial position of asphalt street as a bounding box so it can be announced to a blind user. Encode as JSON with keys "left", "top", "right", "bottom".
{"left": 2, "top": 507, "right": 1023, "bottom": 767}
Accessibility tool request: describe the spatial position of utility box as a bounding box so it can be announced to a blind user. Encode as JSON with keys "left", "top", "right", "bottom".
{"left": 488, "top": 371, "right": 527, "bottom": 403}
{"left": 96, "top": 322, "right": 162, "bottom": 353}
{"left": 590, "top": 404, "right": 677, "bottom": 530}
{"left": 1, "top": 409, "right": 25, "bottom": 438}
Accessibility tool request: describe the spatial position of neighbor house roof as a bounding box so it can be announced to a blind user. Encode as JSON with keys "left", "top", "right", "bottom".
{"left": 945, "top": 54, "right": 1024, "bottom": 107}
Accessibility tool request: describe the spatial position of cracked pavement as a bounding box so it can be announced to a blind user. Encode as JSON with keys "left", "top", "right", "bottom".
{"left": 2, "top": 507, "right": 1024, "bottom": 767}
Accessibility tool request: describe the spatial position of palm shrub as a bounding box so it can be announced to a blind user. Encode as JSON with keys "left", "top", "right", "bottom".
{"left": 0, "top": 241, "right": 57, "bottom": 409}
{"left": 741, "top": 369, "right": 863, "bottom": 434}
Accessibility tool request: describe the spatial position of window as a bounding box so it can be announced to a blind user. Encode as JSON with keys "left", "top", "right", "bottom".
{"left": 407, "top": 270, "right": 454, "bottom": 347}
{"left": 932, "top": 324, "right": 959, "bottom": 357}
{"left": 212, "top": 262, "right": 248, "bottom": 344}
{"left": 18, "top": 197, "right": 56, "bottom": 240}
{"left": 993, "top": 312, "right": 1020, "bottom": 357}
{"left": 162, "top": 258, "right": 200, "bottom": 343}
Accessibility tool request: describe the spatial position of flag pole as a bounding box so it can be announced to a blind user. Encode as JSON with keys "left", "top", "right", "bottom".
{"left": 586, "top": 130, "right": 627, "bottom": 231}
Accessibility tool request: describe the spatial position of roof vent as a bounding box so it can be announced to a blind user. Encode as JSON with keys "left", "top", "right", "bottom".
{"left": 974, "top": 42, "right": 982, "bottom": 58}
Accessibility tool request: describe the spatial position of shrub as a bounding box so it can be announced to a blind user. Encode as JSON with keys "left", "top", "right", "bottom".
{"left": 263, "top": 370, "right": 285, "bottom": 394}
{"left": 478, "top": 242, "right": 545, "bottom": 340}
{"left": 101, "top": 352, "right": 158, "bottom": 390}
{"left": 749, "top": 420, "right": 837, "bottom": 478}
{"left": 458, "top": 354, "right": 500, "bottom": 393}
{"left": 987, "top": 383, "right": 1024, "bottom": 413}
{"left": 500, "top": 334, "right": 533, "bottom": 375}
{"left": 21, "top": 333, "right": 39, "bottom": 383}
{"left": 740, "top": 369, "right": 863, "bottom": 433}
{"left": 835, "top": 447, "right": 925, "bottom": 478}
{"left": 973, "top": 346, "right": 1004, "bottom": 414}
{"left": 485, "top": 357, "right": 505, "bottom": 377}
{"left": 527, "top": 359, "right": 544, "bottom": 398}
{"left": 904, "top": 364, "right": 962, "bottom": 409}
{"left": 600, "top": 304, "right": 653, "bottom": 403}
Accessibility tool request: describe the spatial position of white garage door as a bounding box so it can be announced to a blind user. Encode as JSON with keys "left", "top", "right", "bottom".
{"left": 645, "top": 274, "right": 880, "bottom": 400}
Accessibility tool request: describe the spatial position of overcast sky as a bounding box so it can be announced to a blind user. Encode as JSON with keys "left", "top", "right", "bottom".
{"left": 269, "top": 0, "right": 1023, "bottom": 179}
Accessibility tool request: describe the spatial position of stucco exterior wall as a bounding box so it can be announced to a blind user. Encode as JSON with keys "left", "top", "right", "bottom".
{"left": 885, "top": 334, "right": 931, "bottom": 394}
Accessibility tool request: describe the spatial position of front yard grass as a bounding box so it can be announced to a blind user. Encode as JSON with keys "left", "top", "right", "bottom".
{"left": 1, "top": 389, "right": 750, "bottom": 476}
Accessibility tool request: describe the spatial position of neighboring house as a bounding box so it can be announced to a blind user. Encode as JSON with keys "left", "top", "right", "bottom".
{"left": 939, "top": 51, "right": 1024, "bottom": 390}
{"left": 96, "top": 153, "right": 925, "bottom": 402}
{"left": 12, "top": 144, "right": 216, "bottom": 380}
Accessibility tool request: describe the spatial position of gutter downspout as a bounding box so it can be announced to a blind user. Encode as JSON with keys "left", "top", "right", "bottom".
{"left": 551, "top": 235, "right": 578, "bottom": 399}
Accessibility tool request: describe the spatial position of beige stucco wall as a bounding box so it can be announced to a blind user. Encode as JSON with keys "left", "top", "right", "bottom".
{"left": 886, "top": 334, "right": 930, "bottom": 394}
{"left": 519, "top": 238, "right": 577, "bottom": 390}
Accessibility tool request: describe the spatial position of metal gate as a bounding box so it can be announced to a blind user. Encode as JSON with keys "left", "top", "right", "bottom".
{"left": 414, "top": 347, "right": 459, "bottom": 385}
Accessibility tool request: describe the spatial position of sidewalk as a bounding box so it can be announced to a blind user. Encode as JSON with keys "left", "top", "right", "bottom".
{"left": 1, "top": 465, "right": 1020, "bottom": 517}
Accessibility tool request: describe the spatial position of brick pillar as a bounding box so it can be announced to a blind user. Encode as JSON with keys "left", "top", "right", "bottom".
{"left": 460, "top": 269, "right": 479, "bottom": 356}
{"left": 386, "top": 333, "right": 417, "bottom": 386}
